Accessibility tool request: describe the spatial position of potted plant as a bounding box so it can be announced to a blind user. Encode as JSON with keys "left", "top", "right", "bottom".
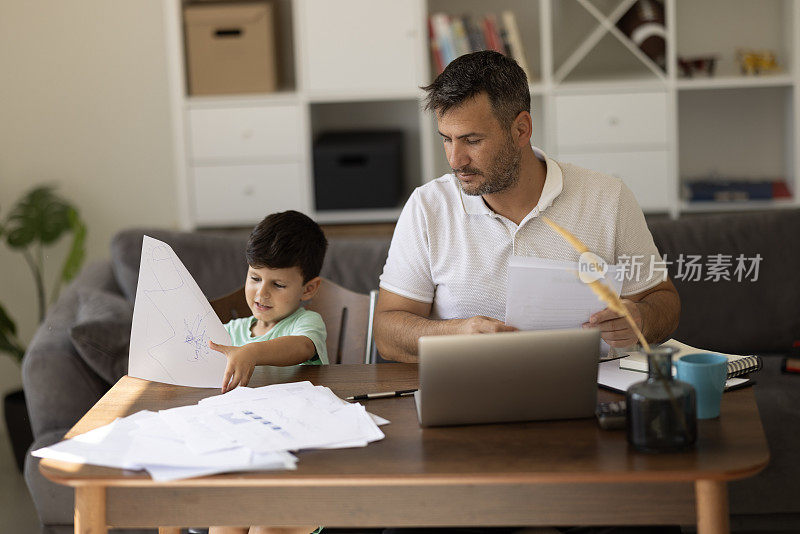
{"left": 1, "top": 185, "right": 86, "bottom": 472}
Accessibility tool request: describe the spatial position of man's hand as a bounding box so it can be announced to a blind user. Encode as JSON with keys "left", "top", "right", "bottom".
{"left": 459, "top": 316, "right": 518, "bottom": 335}
{"left": 582, "top": 299, "right": 643, "bottom": 348}
{"left": 209, "top": 341, "right": 258, "bottom": 393}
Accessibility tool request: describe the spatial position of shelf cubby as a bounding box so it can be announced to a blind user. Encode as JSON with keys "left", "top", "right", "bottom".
{"left": 310, "top": 99, "right": 424, "bottom": 217}
{"left": 675, "top": 0, "right": 794, "bottom": 80}
{"left": 426, "top": 0, "right": 543, "bottom": 84}
{"left": 678, "top": 86, "right": 795, "bottom": 203}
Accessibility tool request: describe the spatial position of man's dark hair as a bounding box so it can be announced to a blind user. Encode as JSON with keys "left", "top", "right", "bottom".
{"left": 246, "top": 210, "right": 328, "bottom": 283}
{"left": 421, "top": 50, "right": 530, "bottom": 128}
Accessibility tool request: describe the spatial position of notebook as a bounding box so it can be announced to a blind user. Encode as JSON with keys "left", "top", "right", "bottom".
{"left": 597, "top": 360, "right": 751, "bottom": 393}
{"left": 415, "top": 328, "right": 600, "bottom": 427}
{"left": 618, "top": 339, "right": 762, "bottom": 379}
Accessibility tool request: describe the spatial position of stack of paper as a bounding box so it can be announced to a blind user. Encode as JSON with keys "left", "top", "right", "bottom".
{"left": 33, "top": 381, "right": 388, "bottom": 481}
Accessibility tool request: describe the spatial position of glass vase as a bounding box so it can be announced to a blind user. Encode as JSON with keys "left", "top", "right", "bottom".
{"left": 626, "top": 346, "right": 697, "bottom": 453}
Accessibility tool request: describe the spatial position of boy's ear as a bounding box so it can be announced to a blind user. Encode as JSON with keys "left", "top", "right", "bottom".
{"left": 301, "top": 276, "right": 322, "bottom": 301}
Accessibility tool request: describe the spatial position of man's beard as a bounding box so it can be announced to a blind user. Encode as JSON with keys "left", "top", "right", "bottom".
{"left": 454, "top": 140, "right": 521, "bottom": 196}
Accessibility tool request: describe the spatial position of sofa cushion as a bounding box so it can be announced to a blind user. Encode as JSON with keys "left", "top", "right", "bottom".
{"left": 320, "top": 237, "right": 390, "bottom": 294}
{"left": 68, "top": 289, "right": 133, "bottom": 385}
{"left": 111, "top": 228, "right": 250, "bottom": 303}
{"left": 648, "top": 210, "right": 800, "bottom": 354}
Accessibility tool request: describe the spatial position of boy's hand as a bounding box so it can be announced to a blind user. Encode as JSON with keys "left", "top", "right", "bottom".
{"left": 209, "top": 341, "right": 258, "bottom": 393}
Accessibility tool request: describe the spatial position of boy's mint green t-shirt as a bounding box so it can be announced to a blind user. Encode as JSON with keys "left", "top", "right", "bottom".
{"left": 223, "top": 307, "right": 328, "bottom": 365}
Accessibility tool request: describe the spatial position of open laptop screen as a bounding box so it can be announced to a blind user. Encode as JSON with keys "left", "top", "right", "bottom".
{"left": 416, "top": 328, "right": 600, "bottom": 427}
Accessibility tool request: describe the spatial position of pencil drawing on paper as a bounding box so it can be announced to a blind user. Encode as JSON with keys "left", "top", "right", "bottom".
{"left": 184, "top": 314, "right": 213, "bottom": 362}
{"left": 129, "top": 235, "right": 231, "bottom": 388}
{"left": 141, "top": 242, "right": 216, "bottom": 377}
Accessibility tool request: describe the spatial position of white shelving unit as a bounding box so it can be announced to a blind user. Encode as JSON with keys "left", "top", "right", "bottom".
{"left": 164, "top": 0, "right": 800, "bottom": 229}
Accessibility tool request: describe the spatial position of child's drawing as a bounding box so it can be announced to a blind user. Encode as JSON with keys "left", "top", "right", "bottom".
{"left": 129, "top": 236, "right": 231, "bottom": 388}
{"left": 184, "top": 314, "right": 212, "bottom": 362}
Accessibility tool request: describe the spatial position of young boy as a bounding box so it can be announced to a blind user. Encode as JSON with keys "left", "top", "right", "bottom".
{"left": 209, "top": 210, "right": 329, "bottom": 394}
{"left": 208, "top": 210, "right": 327, "bottom": 534}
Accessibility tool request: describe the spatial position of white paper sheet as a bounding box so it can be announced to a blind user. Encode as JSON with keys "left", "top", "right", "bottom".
{"left": 31, "top": 412, "right": 153, "bottom": 470}
{"left": 505, "top": 256, "right": 624, "bottom": 330}
{"left": 32, "top": 382, "right": 387, "bottom": 481}
{"left": 143, "top": 451, "right": 297, "bottom": 482}
{"left": 128, "top": 235, "right": 230, "bottom": 388}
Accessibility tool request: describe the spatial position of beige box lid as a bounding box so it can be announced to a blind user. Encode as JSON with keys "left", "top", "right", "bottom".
{"left": 184, "top": 3, "right": 269, "bottom": 26}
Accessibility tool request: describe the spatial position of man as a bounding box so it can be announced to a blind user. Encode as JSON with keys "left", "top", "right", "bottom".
{"left": 375, "top": 50, "right": 680, "bottom": 362}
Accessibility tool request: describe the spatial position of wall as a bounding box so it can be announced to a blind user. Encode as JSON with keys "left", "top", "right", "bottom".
{"left": 0, "top": 0, "right": 178, "bottom": 388}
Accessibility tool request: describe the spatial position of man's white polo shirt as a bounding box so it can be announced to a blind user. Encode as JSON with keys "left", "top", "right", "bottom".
{"left": 379, "top": 147, "right": 663, "bottom": 321}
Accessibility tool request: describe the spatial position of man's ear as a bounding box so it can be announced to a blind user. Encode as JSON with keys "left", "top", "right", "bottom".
{"left": 301, "top": 276, "right": 322, "bottom": 301}
{"left": 512, "top": 111, "right": 533, "bottom": 147}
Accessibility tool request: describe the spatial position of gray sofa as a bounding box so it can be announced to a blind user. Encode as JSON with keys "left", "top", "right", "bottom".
{"left": 21, "top": 212, "right": 800, "bottom": 533}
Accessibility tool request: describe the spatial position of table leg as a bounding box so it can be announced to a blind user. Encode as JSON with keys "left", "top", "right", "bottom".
{"left": 158, "top": 528, "right": 182, "bottom": 534}
{"left": 74, "top": 486, "right": 106, "bottom": 534}
{"left": 695, "top": 479, "right": 730, "bottom": 534}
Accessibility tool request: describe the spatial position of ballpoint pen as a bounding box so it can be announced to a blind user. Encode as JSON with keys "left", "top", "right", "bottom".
{"left": 346, "top": 389, "right": 418, "bottom": 402}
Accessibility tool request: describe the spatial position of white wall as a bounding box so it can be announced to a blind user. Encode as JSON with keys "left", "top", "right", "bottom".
{"left": 0, "top": 0, "right": 178, "bottom": 386}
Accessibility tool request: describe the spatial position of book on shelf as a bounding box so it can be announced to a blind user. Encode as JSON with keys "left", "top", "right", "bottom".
{"left": 427, "top": 11, "right": 531, "bottom": 78}
{"left": 463, "top": 16, "right": 484, "bottom": 53}
{"left": 430, "top": 13, "right": 457, "bottom": 67}
{"left": 501, "top": 11, "right": 532, "bottom": 84}
{"left": 450, "top": 17, "right": 471, "bottom": 58}
{"left": 427, "top": 17, "right": 444, "bottom": 75}
{"left": 683, "top": 179, "right": 791, "bottom": 202}
{"left": 482, "top": 14, "right": 506, "bottom": 55}
{"left": 618, "top": 339, "right": 762, "bottom": 379}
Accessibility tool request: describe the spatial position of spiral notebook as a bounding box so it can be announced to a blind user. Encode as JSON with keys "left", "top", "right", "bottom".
{"left": 618, "top": 339, "right": 762, "bottom": 379}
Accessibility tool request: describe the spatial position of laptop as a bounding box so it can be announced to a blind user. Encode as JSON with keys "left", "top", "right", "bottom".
{"left": 415, "top": 328, "right": 600, "bottom": 427}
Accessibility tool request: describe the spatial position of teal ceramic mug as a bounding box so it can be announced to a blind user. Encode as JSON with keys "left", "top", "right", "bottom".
{"left": 676, "top": 353, "right": 728, "bottom": 419}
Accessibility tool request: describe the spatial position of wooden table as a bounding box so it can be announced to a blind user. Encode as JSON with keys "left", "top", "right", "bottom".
{"left": 39, "top": 364, "right": 769, "bottom": 534}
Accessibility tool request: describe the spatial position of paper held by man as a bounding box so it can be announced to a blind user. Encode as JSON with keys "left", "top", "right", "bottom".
{"left": 505, "top": 256, "right": 624, "bottom": 359}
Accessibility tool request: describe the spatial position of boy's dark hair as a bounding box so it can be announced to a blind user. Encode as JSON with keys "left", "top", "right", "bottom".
{"left": 421, "top": 50, "right": 530, "bottom": 128}
{"left": 246, "top": 210, "right": 328, "bottom": 283}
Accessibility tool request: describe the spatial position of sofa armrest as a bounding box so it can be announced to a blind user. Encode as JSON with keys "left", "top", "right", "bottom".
{"left": 21, "top": 260, "right": 120, "bottom": 439}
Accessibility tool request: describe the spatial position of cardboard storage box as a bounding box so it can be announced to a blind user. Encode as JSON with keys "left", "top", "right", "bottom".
{"left": 184, "top": 2, "right": 277, "bottom": 95}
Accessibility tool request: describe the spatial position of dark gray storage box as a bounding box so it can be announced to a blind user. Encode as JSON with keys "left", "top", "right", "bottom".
{"left": 313, "top": 131, "right": 403, "bottom": 211}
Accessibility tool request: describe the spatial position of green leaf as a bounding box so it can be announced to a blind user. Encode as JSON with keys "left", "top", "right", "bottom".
{"left": 0, "top": 304, "right": 25, "bottom": 362}
{"left": 60, "top": 207, "right": 87, "bottom": 284}
{"left": 0, "top": 333, "right": 25, "bottom": 362}
{"left": 2, "top": 184, "right": 87, "bottom": 345}
{"left": 0, "top": 303, "right": 18, "bottom": 336}
{"left": 4, "top": 185, "right": 73, "bottom": 249}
